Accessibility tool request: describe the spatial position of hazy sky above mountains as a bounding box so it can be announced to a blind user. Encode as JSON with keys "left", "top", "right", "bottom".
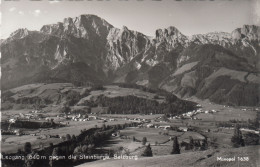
{"left": 1, "top": 0, "right": 259, "bottom": 39}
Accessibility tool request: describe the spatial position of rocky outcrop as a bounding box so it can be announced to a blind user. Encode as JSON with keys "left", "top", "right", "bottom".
{"left": 155, "top": 26, "right": 189, "bottom": 49}
{"left": 231, "top": 25, "right": 260, "bottom": 41}
{"left": 106, "top": 26, "right": 151, "bottom": 69}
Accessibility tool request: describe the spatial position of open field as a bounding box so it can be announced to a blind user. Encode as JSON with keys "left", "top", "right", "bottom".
{"left": 173, "top": 61, "right": 198, "bottom": 76}
{"left": 120, "top": 127, "right": 171, "bottom": 144}
{"left": 78, "top": 85, "right": 165, "bottom": 105}
{"left": 101, "top": 114, "right": 163, "bottom": 120}
{"left": 100, "top": 126, "right": 207, "bottom": 157}
{"left": 1, "top": 111, "right": 132, "bottom": 153}
{"left": 1, "top": 101, "right": 257, "bottom": 154}
{"left": 186, "top": 96, "right": 258, "bottom": 122}
{"left": 196, "top": 110, "right": 257, "bottom": 122}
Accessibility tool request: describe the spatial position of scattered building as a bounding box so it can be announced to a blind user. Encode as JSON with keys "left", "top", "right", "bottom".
{"left": 178, "top": 127, "right": 188, "bottom": 132}
{"left": 146, "top": 124, "right": 154, "bottom": 128}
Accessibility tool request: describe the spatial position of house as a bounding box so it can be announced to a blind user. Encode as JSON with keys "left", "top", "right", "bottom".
{"left": 14, "top": 129, "right": 22, "bottom": 136}
{"left": 112, "top": 133, "right": 117, "bottom": 137}
{"left": 211, "top": 110, "right": 217, "bottom": 113}
{"left": 138, "top": 124, "right": 143, "bottom": 127}
{"left": 178, "top": 127, "right": 188, "bottom": 132}
{"left": 9, "top": 118, "right": 16, "bottom": 123}
{"left": 147, "top": 124, "right": 154, "bottom": 128}
{"left": 89, "top": 116, "right": 97, "bottom": 120}
{"left": 158, "top": 125, "right": 171, "bottom": 130}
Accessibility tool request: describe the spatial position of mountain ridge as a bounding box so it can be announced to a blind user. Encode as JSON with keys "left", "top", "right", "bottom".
{"left": 1, "top": 14, "right": 259, "bottom": 106}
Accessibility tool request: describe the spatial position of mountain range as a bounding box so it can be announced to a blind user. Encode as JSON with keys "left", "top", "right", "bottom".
{"left": 1, "top": 14, "right": 259, "bottom": 106}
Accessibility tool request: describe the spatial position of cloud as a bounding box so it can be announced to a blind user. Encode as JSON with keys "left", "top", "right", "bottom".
{"left": 9, "top": 7, "right": 16, "bottom": 12}
{"left": 18, "top": 11, "right": 24, "bottom": 15}
{"left": 33, "top": 9, "right": 41, "bottom": 17}
{"left": 49, "top": 0, "right": 60, "bottom": 4}
{"left": 255, "top": 0, "right": 260, "bottom": 25}
{"left": 252, "top": 0, "right": 260, "bottom": 25}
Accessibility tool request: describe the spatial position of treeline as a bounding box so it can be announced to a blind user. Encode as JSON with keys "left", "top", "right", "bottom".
{"left": 1, "top": 84, "right": 106, "bottom": 110}
{"left": 88, "top": 94, "right": 196, "bottom": 115}
{"left": 10, "top": 120, "right": 61, "bottom": 129}
{"left": 113, "top": 83, "right": 157, "bottom": 93}
{"left": 217, "top": 118, "right": 259, "bottom": 130}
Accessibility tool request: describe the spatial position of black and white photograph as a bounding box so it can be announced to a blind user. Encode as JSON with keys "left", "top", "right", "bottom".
{"left": 0, "top": 0, "right": 259, "bottom": 166}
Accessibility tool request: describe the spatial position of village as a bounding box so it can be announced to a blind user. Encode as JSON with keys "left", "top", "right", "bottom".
{"left": 2, "top": 103, "right": 259, "bottom": 141}
{"left": 1, "top": 97, "right": 259, "bottom": 167}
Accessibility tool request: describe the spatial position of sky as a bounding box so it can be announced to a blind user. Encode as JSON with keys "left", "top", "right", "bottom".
{"left": 0, "top": 0, "right": 259, "bottom": 39}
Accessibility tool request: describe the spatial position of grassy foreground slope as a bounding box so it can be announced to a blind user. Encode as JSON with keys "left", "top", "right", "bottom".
{"left": 77, "top": 146, "right": 259, "bottom": 167}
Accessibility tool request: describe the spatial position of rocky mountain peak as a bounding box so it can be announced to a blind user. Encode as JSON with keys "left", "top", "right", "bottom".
{"left": 231, "top": 24, "right": 260, "bottom": 41}
{"left": 40, "top": 14, "right": 113, "bottom": 38}
{"left": 166, "top": 26, "right": 181, "bottom": 35}
{"left": 122, "top": 26, "right": 129, "bottom": 31}
{"left": 155, "top": 26, "right": 188, "bottom": 49}
{"left": 9, "top": 28, "right": 30, "bottom": 39}
{"left": 1, "top": 28, "right": 45, "bottom": 45}
{"left": 190, "top": 31, "right": 232, "bottom": 46}
{"left": 155, "top": 26, "right": 183, "bottom": 39}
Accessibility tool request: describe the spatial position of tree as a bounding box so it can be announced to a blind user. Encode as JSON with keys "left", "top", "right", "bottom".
{"left": 142, "top": 144, "right": 153, "bottom": 157}
{"left": 253, "top": 118, "right": 259, "bottom": 129}
{"left": 72, "top": 135, "right": 76, "bottom": 141}
{"left": 39, "top": 142, "right": 44, "bottom": 150}
{"left": 153, "top": 95, "right": 159, "bottom": 99}
{"left": 66, "top": 134, "right": 71, "bottom": 141}
{"left": 50, "top": 119, "right": 54, "bottom": 126}
{"left": 133, "top": 136, "right": 136, "bottom": 142}
{"left": 17, "top": 148, "right": 22, "bottom": 155}
{"left": 244, "top": 132, "right": 259, "bottom": 145}
{"left": 25, "top": 152, "right": 41, "bottom": 167}
{"left": 102, "top": 124, "right": 106, "bottom": 131}
{"left": 60, "top": 106, "right": 71, "bottom": 115}
{"left": 49, "top": 147, "right": 61, "bottom": 167}
{"left": 73, "top": 146, "right": 82, "bottom": 154}
{"left": 142, "top": 137, "right": 147, "bottom": 145}
{"left": 66, "top": 91, "right": 81, "bottom": 106}
{"left": 82, "top": 145, "right": 88, "bottom": 153}
{"left": 231, "top": 124, "right": 245, "bottom": 147}
{"left": 61, "top": 135, "right": 66, "bottom": 141}
{"left": 24, "top": 142, "right": 32, "bottom": 154}
{"left": 194, "top": 140, "right": 201, "bottom": 148}
{"left": 189, "top": 136, "right": 194, "bottom": 150}
{"left": 200, "top": 139, "right": 207, "bottom": 150}
{"left": 87, "top": 144, "right": 94, "bottom": 155}
{"left": 171, "top": 136, "right": 180, "bottom": 154}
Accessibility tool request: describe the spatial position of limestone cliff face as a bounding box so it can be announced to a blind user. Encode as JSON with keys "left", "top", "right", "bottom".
{"left": 1, "top": 14, "right": 259, "bottom": 106}
{"left": 106, "top": 26, "right": 151, "bottom": 69}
